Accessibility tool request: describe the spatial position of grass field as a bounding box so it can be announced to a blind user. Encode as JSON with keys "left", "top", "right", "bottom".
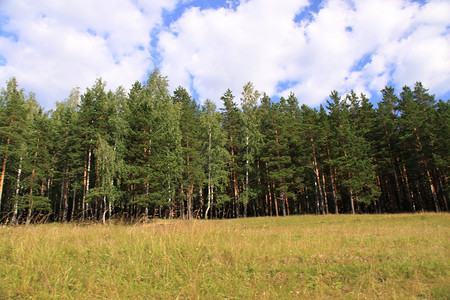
{"left": 0, "top": 214, "right": 449, "bottom": 299}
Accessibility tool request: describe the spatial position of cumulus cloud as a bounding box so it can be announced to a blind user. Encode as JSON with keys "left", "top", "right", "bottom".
{"left": 0, "top": 0, "right": 177, "bottom": 108}
{"left": 1, "top": 0, "right": 448, "bottom": 109}
{"left": 158, "top": 0, "right": 309, "bottom": 103}
{"left": 158, "top": 0, "right": 450, "bottom": 106}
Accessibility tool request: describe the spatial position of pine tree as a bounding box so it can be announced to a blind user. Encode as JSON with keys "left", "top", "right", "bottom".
{"left": 432, "top": 99, "right": 449, "bottom": 210}
{"left": 19, "top": 95, "right": 52, "bottom": 225}
{"left": 173, "top": 86, "right": 202, "bottom": 219}
{"left": 397, "top": 83, "right": 440, "bottom": 211}
{"left": 375, "top": 87, "right": 412, "bottom": 212}
{"left": 326, "top": 91, "right": 378, "bottom": 213}
{"left": 0, "top": 78, "right": 27, "bottom": 219}
{"left": 257, "top": 93, "right": 275, "bottom": 216}
{"left": 123, "top": 70, "right": 181, "bottom": 220}
{"left": 77, "top": 79, "right": 112, "bottom": 220}
{"left": 221, "top": 89, "right": 242, "bottom": 218}
{"left": 263, "top": 97, "right": 295, "bottom": 216}
{"left": 50, "top": 88, "right": 84, "bottom": 221}
{"left": 299, "top": 104, "right": 326, "bottom": 214}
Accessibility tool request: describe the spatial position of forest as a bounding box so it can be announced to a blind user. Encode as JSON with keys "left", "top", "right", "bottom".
{"left": 0, "top": 70, "right": 448, "bottom": 224}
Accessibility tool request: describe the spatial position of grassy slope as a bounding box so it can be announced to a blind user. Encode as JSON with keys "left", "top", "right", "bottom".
{"left": 0, "top": 214, "right": 448, "bottom": 299}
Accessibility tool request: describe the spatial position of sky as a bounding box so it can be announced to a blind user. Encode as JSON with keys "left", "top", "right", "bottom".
{"left": 0, "top": 0, "right": 449, "bottom": 110}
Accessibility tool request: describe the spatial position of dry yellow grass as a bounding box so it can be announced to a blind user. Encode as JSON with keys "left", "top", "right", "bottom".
{"left": 0, "top": 213, "right": 449, "bottom": 299}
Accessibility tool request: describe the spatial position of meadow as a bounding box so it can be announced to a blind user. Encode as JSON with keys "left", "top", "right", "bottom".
{"left": 0, "top": 213, "right": 448, "bottom": 299}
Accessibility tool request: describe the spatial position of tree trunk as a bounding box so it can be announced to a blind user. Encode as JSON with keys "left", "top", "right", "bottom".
{"left": 11, "top": 155, "right": 22, "bottom": 225}
{"left": 413, "top": 123, "right": 439, "bottom": 211}
{"left": 425, "top": 168, "right": 439, "bottom": 212}
{"left": 102, "top": 195, "right": 107, "bottom": 225}
{"left": 180, "top": 191, "right": 185, "bottom": 219}
{"left": 314, "top": 179, "right": 320, "bottom": 214}
{"left": 265, "top": 163, "right": 272, "bottom": 216}
{"left": 233, "top": 178, "right": 239, "bottom": 218}
{"left": 0, "top": 137, "right": 10, "bottom": 210}
{"left": 61, "top": 165, "right": 69, "bottom": 222}
{"left": 144, "top": 206, "right": 149, "bottom": 222}
{"left": 244, "top": 135, "right": 249, "bottom": 218}
{"left": 230, "top": 136, "right": 239, "bottom": 218}
{"left": 187, "top": 185, "right": 193, "bottom": 220}
{"left": 311, "top": 136, "right": 324, "bottom": 214}
{"left": 59, "top": 173, "right": 65, "bottom": 221}
{"left": 212, "top": 186, "right": 215, "bottom": 218}
{"left": 273, "top": 183, "right": 279, "bottom": 217}
{"left": 281, "top": 191, "right": 286, "bottom": 217}
{"left": 350, "top": 188, "right": 355, "bottom": 214}
{"left": 70, "top": 188, "right": 76, "bottom": 221}
{"left": 326, "top": 144, "right": 338, "bottom": 214}
{"left": 26, "top": 142, "right": 41, "bottom": 224}
{"left": 205, "top": 185, "right": 211, "bottom": 220}
{"left": 375, "top": 173, "right": 383, "bottom": 213}
{"left": 399, "top": 161, "right": 414, "bottom": 211}
{"left": 298, "top": 189, "right": 304, "bottom": 214}
{"left": 198, "top": 186, "right": 204, "bottom": 218}
{"left": 25, "top": 200, "right": 33, "bottom": 226}
{"left": 321, "top": 172, "right": 329, "bottom": 214}
{"left": 108, "top": 200, "right": 112, "bottom": 224}
{"left": 205, "top": 131, "right": 212, "bottom": 219}
{"left": 205, "top": 178, "right": 211, "bottom": 220}
{"left": 168, "top": 174, "right": 173, "bottom": 219}
{"left": 82, "top": 145, "right": 92, "bottom": 220}
{"left": 437, "top": 172, "right": 448, "bottom": 211}
{"left": 386, "top": 134, "right": 409, "bottom": 211}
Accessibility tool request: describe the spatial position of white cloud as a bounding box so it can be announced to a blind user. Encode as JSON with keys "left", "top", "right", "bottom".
{"left": 1, "top": 0, "right": 448, "bottom": 109}
{"left": 158, "top": 0, "right": 450, "bottom": 107}
{"left": 158, "top": 0, "right": 310, "bottom": 104}
{"left": 0, "top": 0, "right": 177, "bottom": 109}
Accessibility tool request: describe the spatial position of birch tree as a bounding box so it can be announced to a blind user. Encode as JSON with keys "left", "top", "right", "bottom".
{"left": 200, "top": 99, "right": 230, "bottom": 219}
{"left": 240, "top": 82, "right": 262, "bottom": 217}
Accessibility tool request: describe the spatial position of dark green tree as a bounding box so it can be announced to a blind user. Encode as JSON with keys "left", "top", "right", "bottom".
{"left": 221, "top": 89, "right": 242, "bottom": 218}
{"left": 173, "top": 86, "right": 202, "bottom": 219}
{"left": 0, "top": 79, "right": 27, "bottom": 213}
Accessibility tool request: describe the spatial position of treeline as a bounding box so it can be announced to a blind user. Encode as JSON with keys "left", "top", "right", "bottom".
{"left": 0, "top": 70, "right": 448, "bottom": 224}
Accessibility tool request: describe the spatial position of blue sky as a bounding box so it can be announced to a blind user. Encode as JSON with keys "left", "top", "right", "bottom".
{"left": 0, "top": 0, "right": 449, "bottom": 110}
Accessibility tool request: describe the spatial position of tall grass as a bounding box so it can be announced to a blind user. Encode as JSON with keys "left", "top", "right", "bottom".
{"left": 0, "top": 213, "right": 448, "bottom": 299}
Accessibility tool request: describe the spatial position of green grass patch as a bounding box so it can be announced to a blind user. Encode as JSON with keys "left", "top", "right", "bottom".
{"left": 0, "top": 213, "right": 449, "bottom": 299}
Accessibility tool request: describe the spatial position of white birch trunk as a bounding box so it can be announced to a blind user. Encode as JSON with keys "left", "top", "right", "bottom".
{"left": 245, "top": 135, "right": 249, "bottom": 218}
{"left": 102, "top": 195, "right": 107, "bottom": 225}
{"left": 11, "top": 156, "right": 23, "bottom": 225}
{"left": 85, "top": 145, "right": 92, "bottom": 219}
{"left": 205, "top": 130, "right": 212, "bottom": 219}
{"left": 350, "top": 188, "right": 355, "bottom": 214}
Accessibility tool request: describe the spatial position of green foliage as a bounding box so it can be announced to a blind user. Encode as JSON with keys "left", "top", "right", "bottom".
{"left": 15, "top": 194, "right": 52, "bottom": 211}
